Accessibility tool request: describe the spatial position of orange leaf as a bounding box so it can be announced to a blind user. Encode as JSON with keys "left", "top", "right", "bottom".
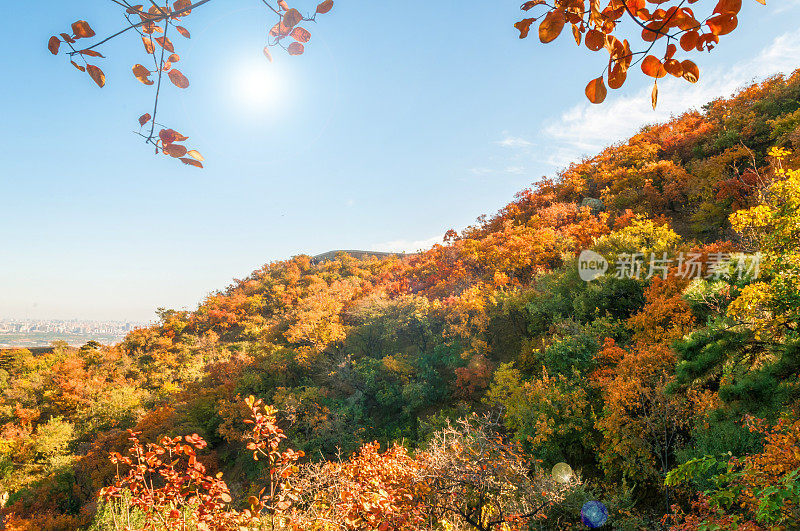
{"left": 86, "top": 64, "right": 106, "bottom": 87}
{"left": 139, "top": 113, "right": 152, "bottom": 126}
{"left": 585, "top": 76, "right": 607, "bottom": 104}
{"left": 651, "top": 81, "right": 658, "bottom": 110}
{"left": 584, "top": 29, "right": 604, "bottom": 51}
{"left": 70, "top": 60, "right": 85, "bottom": 72}
{"left": 287, "top": 42, "right": 305, "bottom": 55}
{"left": 176, "top": 26, "right": 191, "bottom": 38}
{"left": 608, "top": 64, "right": 627, "bottom": 89}
{"left": 514, "top": 18, "right": 535, "bottom": 39}
{"left": 316, "top": 0, "right": 334, "bottom": 14}
{"left": 48, "top": 36, "right": 61, "bottom": 55}
{"left": 707, "top": 13, "right": 737, "bottom": 35}
{"left": 291, "top": 27, "right": 311, "bottom": 43}
{"left": 169, "top": 53, "right": 180, "bottom": 62}
{"left": 714, "top": 0, "right": 742, "bottom": 14}
{"left": 180, "top": 157, "right": 204, "bottom": 168}
{"left": 641, "top": 55, "right": 666, "bottom": 78}
{"left": 664, "top": 58, "right": 683, "bottom": 77}
{"left": 571, "top": 24, "right": 581, "bottom": 46}
{"left": 283, "top": 8, "right": 303, "bottom": 28}
{"left": 263, "top": 46, "right": 273, "bottom": 62}
{"left": 132, "top": 64, "right": 154, "bottom": 85}
{"left": 680, "top": 30, "right": 699, "bottom": 51}
{"left": 142, "top": 37, "right": 155, "bottom": 54}
{"left": 72, "top": 20, "right": 96, "bottom": 39}
{"left": 159, "top": 129, "right": 188, "bottom": 144}
{"left": 79, "top": 49, "right": 105, "bottom": 58}
{"left": 164, "top": 143, "right": 188, "bottom": 157}
{"left": 681, "top": 60, "right": 699, "bottom": 83}
{"left": 521, "top": 0, "right": 546, "bottom": 9}
{"left": 538, "top": 10, "right": 565, "bottom": 43}
{"left": 168, "top": 69, "right": 190, "bottom": 88}
{"left": 187, "top": 150, "right": 204, "bottom": 162}
{"left": 155, "top": 36, "right": 174, "bottom": 52}
{"left": 174, "top": 0, "right": 192, "bottom": 14}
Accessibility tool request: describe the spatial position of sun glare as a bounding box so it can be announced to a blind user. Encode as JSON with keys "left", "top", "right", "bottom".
{"left": 233, "top": 63, "right": 282, "bottom": 112}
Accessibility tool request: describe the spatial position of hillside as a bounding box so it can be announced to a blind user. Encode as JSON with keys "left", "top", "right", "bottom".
{"left": 2, "top": 71, "right": 800, "bottom": 529}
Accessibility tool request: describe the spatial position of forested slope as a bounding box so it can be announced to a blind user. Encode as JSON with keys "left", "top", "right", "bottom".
{"left": 2, "top": 71, "right": 800, "bottom": 529}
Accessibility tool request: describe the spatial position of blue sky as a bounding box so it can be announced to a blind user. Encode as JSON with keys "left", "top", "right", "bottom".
{"left": 1, "top": 1, "right": 799, "bottom": 322}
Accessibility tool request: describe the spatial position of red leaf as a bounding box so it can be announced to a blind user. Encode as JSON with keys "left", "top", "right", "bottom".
{"left": 316, "top": 0, "right": 334, "bottom": 14}
{"left": 48, "top": 36, "right": 61, "bottom": 55}
{"left": 180, "top": 157, "right": 204, "bottom": 168}
{"left": 287, "top": 42, "right": 304, "bottom": 56}
{"left": 139, "top": 113, "right": 152, "bottom": 126}
{"left": 168, "top": 68, "right": 190, "bottom": 88}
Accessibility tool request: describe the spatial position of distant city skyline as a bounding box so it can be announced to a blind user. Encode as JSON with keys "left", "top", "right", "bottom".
{"left": 0, "top": 318, "right": 146, "bottom": 348}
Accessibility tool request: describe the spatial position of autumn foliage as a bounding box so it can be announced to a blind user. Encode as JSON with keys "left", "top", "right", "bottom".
{"left": 3, "top": 72, "right": 800, "bottom": 529}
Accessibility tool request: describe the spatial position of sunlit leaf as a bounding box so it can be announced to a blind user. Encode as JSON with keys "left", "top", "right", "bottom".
{"left": 585, "top": 29, "right": 604, "bottom": 51}
{"left": 291, "top": 27, "right": 311, "bottom": 43}
{"left": 86, "top": 64, "right": 106, "bottom": 87}
{"left": 707, "top": 13, "right": 737, "bottom": 35}
{"left": 608, "top": 64, "right": 627, "bottom": 89}
{"left": 679, "top": 30, "right": 699, "bottom": 51}
{"left": 585, "top": 76, "right": 607, "bottom": 104}
{"left": 70, "top": 60, "right": 85, "bottom": 72}
{"left": 664, "top": 58, "right": 683, "bottom": 77}
{"left": 538, "top": 10, "right": 565, "bottom": 43}
{"left": 651, "top": 81, "right": 658, "bottom": 110}
{"left": 187, "top": 150, "right": 204, "bottom": 162}
{"left": 521, "top": 0, "right": 546, "bottom": 9}
{"left": 142, "top": 37, "right": 155, "bottom": 54}
{"left": 132, "top": 64, "right": 154, "bottom": 85}
{"left": 641, "top": 55, "right": 666, "bottom": 78}
{"left": 176, "top": 26, "right": 191, "bottom": 38}
{"left": 139, "top": 113, "right": 152, "bottom": 126}
{"left": 681, "top": 60, "right": 699, "bottom": 83}
{"left": 169, "top": 53, "right": 180, "bottom": 62}
{"left": 263, "top": 46, "right": 273, "bottom": 62}
{"left": 72, "top": 20, "right": 96, "bottom": 39}
{"left": 571, "top": 24, "right": 581, "bottom": 46}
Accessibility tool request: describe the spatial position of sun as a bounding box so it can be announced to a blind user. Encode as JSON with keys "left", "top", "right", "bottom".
{"left": 233, "top": 63, "right": 281, "bottom": 111}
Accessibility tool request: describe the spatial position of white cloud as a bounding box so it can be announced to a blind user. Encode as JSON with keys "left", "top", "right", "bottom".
{"left": 505, "top": 165, "right": 526, "bottom": 174}
{"left": 495, "top": 135, "right": 534, "bottom": 148}
{"left": 369, "top": 235, "right": 441, "bottom": 253}
{"left": 469, "top": 167, "right": 495, "bottom": 175}
{"left": 541, "top": 30, "right": 800, "bottom": 166}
